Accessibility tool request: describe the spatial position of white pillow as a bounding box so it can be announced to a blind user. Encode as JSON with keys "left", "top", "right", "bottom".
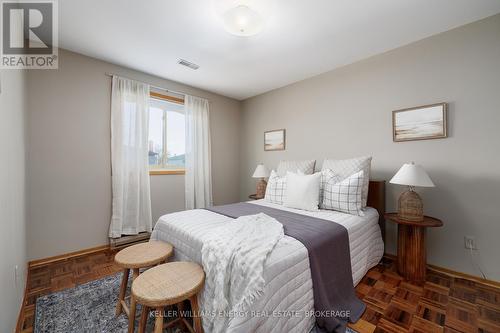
{"left": 283, "top": 171, "right": 321, "bottom": 211}
{"left": 322, "top": 170, "right": 365, "bottom": 216}
{"left": 321, "top": 156, "right": 371, "bottom": 207}
{"left": 277, "top": 160, "right": 316, "bottom": 176}
{"left": 264, "top": 170, "right": 287, "bottom": 205}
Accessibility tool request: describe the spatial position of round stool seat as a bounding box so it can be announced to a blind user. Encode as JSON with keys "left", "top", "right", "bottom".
{"left": 132, "top": 262, "right": 205, "bottom": 307}
{"left": 113, "top": 240, "right": 174, "bottom": 332}
{"left": 115, "top": 241, "right": 173, "bottom": 269}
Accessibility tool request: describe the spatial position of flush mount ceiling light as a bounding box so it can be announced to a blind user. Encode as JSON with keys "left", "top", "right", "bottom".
{"left": 222, "top": 5, "right": 264, "bottom": 37}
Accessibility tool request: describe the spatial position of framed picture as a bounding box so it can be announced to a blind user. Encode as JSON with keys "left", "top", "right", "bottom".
{"left": 392, "top": 103, "right": 447, "bottom": 142}
{"left": 264, "top": 129, "right": 286, "bottom": 151}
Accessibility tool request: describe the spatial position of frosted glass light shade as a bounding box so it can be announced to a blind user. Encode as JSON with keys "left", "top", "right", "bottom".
{"left": 252, "top": 164, "right": 270, "bottom": 178}
{"left": 222, "top": 5, "right": 264, "bottom": 37}
{"left": 390, "top": 163, "right": 435, "bottom": 188}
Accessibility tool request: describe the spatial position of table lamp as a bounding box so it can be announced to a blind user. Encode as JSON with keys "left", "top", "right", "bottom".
{"left": 252, "top": 163, "right": 270, "bottom": 199}
{"left": 390, "top": 162, "right": 435, "bottom": 221}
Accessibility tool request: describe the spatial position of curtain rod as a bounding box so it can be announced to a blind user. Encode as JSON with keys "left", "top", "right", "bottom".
{"left": 105, "top": 72, "right": 202, "bottom": 100}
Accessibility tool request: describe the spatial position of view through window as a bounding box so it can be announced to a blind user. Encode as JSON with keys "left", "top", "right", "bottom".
{"left": 148, "top": 96, "right": 185, "bottom": 170}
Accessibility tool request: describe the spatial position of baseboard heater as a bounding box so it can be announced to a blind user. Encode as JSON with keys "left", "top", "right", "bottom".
{"left": 109, "top": 232, "right": 151, "bottom": 250}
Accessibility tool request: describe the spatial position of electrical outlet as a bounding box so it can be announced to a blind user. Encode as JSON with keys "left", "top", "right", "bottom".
{"left": 464, "top": 236, "right": 477, "bottom": 250}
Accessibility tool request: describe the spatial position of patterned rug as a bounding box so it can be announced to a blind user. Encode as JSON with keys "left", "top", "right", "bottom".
{"left": 35, "top": 272, "right": 357, "bottom": 333}
{"left": 35, "top": 272, "right": 158, "bottom": 333}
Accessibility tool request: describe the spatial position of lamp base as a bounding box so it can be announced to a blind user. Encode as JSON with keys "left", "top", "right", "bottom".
{"left": 398, "top": 190, "right": 424, "bottom": 222}
{"left": 256, "top": 179, "right": 267, "bottom": 199}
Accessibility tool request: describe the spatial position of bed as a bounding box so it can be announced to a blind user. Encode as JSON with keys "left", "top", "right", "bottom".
{"left": 150, "top": 181, "right": 385, "bottom": 333}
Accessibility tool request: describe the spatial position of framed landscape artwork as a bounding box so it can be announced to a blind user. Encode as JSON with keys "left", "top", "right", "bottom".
{"left": 264, "top": 129, "right": 286, "bottom": 151}
{"left": 393, "top": 103, "right": 448, "bottom": 142}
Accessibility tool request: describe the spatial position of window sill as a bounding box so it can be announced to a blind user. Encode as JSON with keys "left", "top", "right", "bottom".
{"left": 149, "top": 169, "right": 185, "bottom": 175}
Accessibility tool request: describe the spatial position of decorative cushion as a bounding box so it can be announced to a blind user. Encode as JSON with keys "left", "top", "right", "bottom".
{"left": 283, "top": 172, "right": 321, "bottom": 211}
{"left": 321, "top": 156, "right": 372, "bottom": 207}
{"left": 322, "top": 170, "right": 365, "bottom": 216}
{"left": 277, "top": 160, "right": 316, "bottom": 176}
{"left": 319, "top": 169, "right": 341, "bottom": 204}
{"left": 264, "top": 170, "right": 287, "bottom": 205}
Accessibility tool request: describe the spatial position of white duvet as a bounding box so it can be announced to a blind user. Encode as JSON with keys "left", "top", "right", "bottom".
{"left": 151, "top": 200, "right": 384, "bottom": 333}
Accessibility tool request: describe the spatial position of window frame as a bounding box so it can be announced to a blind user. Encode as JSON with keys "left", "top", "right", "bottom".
{"left": 148, "top": 91, "right": 186, "bottom": 176}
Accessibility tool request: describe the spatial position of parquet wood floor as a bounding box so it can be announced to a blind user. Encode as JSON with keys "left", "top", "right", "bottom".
{"left": 18, "top": 251, "right": 500, "bottom": 333}
{"left": 351, "top": 258, "right": 500, "bottom": 333}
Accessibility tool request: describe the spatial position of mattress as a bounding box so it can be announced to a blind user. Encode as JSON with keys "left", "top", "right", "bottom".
{"left": 150, "top": 200, "right": 384, "bottom": 333}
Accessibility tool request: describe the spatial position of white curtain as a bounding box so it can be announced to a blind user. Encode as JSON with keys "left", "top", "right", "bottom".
{"left": 109, "top": 76, "right": 152, "bottom": 238}
{"left": 185, "top": 95, "right": 213, "bottom": 209}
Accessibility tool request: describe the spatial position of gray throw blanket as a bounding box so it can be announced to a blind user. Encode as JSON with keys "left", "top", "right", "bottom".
{"left": 206, "top": 202, "right": 365, "bottom": 333}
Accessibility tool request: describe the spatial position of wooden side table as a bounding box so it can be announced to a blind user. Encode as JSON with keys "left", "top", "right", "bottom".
{"left": 385, "top": 213, "right": 443, "bottom": 284}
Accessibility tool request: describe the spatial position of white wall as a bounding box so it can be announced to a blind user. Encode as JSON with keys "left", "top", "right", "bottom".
{"left": 27, "top": 49, "right": 241, "bottom": 260}
{"left": 240, "top": 15, "right": 500, "bottom": 280}
{"left": 0, "top": 70, "right": 27, "bottom": 332}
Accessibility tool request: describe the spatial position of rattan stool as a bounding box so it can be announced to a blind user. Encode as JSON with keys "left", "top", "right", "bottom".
{"left": 131, "top": 262, "right": 205, "bottom": 333}
{"left": 114, "top": 241, "right": 173, "bottom": 330}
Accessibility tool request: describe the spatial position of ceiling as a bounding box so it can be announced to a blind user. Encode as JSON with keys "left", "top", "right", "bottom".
{"left": 59, "top": 0, "right": 500, "bottom": 100}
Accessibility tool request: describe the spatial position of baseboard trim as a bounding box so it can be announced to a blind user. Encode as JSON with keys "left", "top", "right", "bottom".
{"left": 383, "top": 253, "right": 500, "bottom": 289}
{"left": 28, "top": 245, "right": 110, "bottom": 268}
{"left": 15, "top": 263, "right": 29, "bottom": 333}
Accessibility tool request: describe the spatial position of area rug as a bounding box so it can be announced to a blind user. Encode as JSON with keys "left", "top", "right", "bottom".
{"left": 35, "top": 271, "right": 357, "bottom": 333}
{"left": 34, "top": 272, "right": 157, "bottom": 333}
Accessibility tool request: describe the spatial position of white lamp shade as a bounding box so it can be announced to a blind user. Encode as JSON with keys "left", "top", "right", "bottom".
{"left": 390, "top": 163, "right": 435, "bottom": 187}
{"left": 252, "top": 164, "right": 270, "bottom": 178}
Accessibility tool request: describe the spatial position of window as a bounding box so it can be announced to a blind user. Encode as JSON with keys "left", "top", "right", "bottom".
{"left": 148, "top": 92, "right": 185, "bottom": 174}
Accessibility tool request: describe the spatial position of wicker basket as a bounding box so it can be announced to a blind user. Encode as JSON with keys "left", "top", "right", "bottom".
{"left": 398, "top": 190, "right": 424, "bottom": 222}
{"left": 256, "top": 179, "right": 267, "bottom": 199}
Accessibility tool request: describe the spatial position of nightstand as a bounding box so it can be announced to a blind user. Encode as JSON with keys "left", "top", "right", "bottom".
{"left": 385, "top": 213, "right": 443, "bottom": 284}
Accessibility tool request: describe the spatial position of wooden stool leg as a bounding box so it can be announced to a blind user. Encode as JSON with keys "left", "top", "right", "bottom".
{"left": 177, "top": 301, "right": 185, "bottom": 317}
{"left": 190, "top": 295, "right": 203, "bottom": 333}
{"left": 132, "top": 268, "right": 140, "bottom": 280}
{"left": 139, "top": 306, "right": 149, "bottom": 333}
{"left": 154, "top": 307, "right": 164, "bottom": 333}
{"left": 128, "top": 295, "right": 137, "bottom": 333}
{"left": 116, "top": 268, "right": 130, "bottom": 315}
{"left": 176, "top": 301, "right": 186, "bottom": 331}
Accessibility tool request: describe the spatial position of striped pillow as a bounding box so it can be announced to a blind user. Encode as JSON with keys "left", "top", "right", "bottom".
{"left": 277, "top": 160, "right": 316, "bottom": 176}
